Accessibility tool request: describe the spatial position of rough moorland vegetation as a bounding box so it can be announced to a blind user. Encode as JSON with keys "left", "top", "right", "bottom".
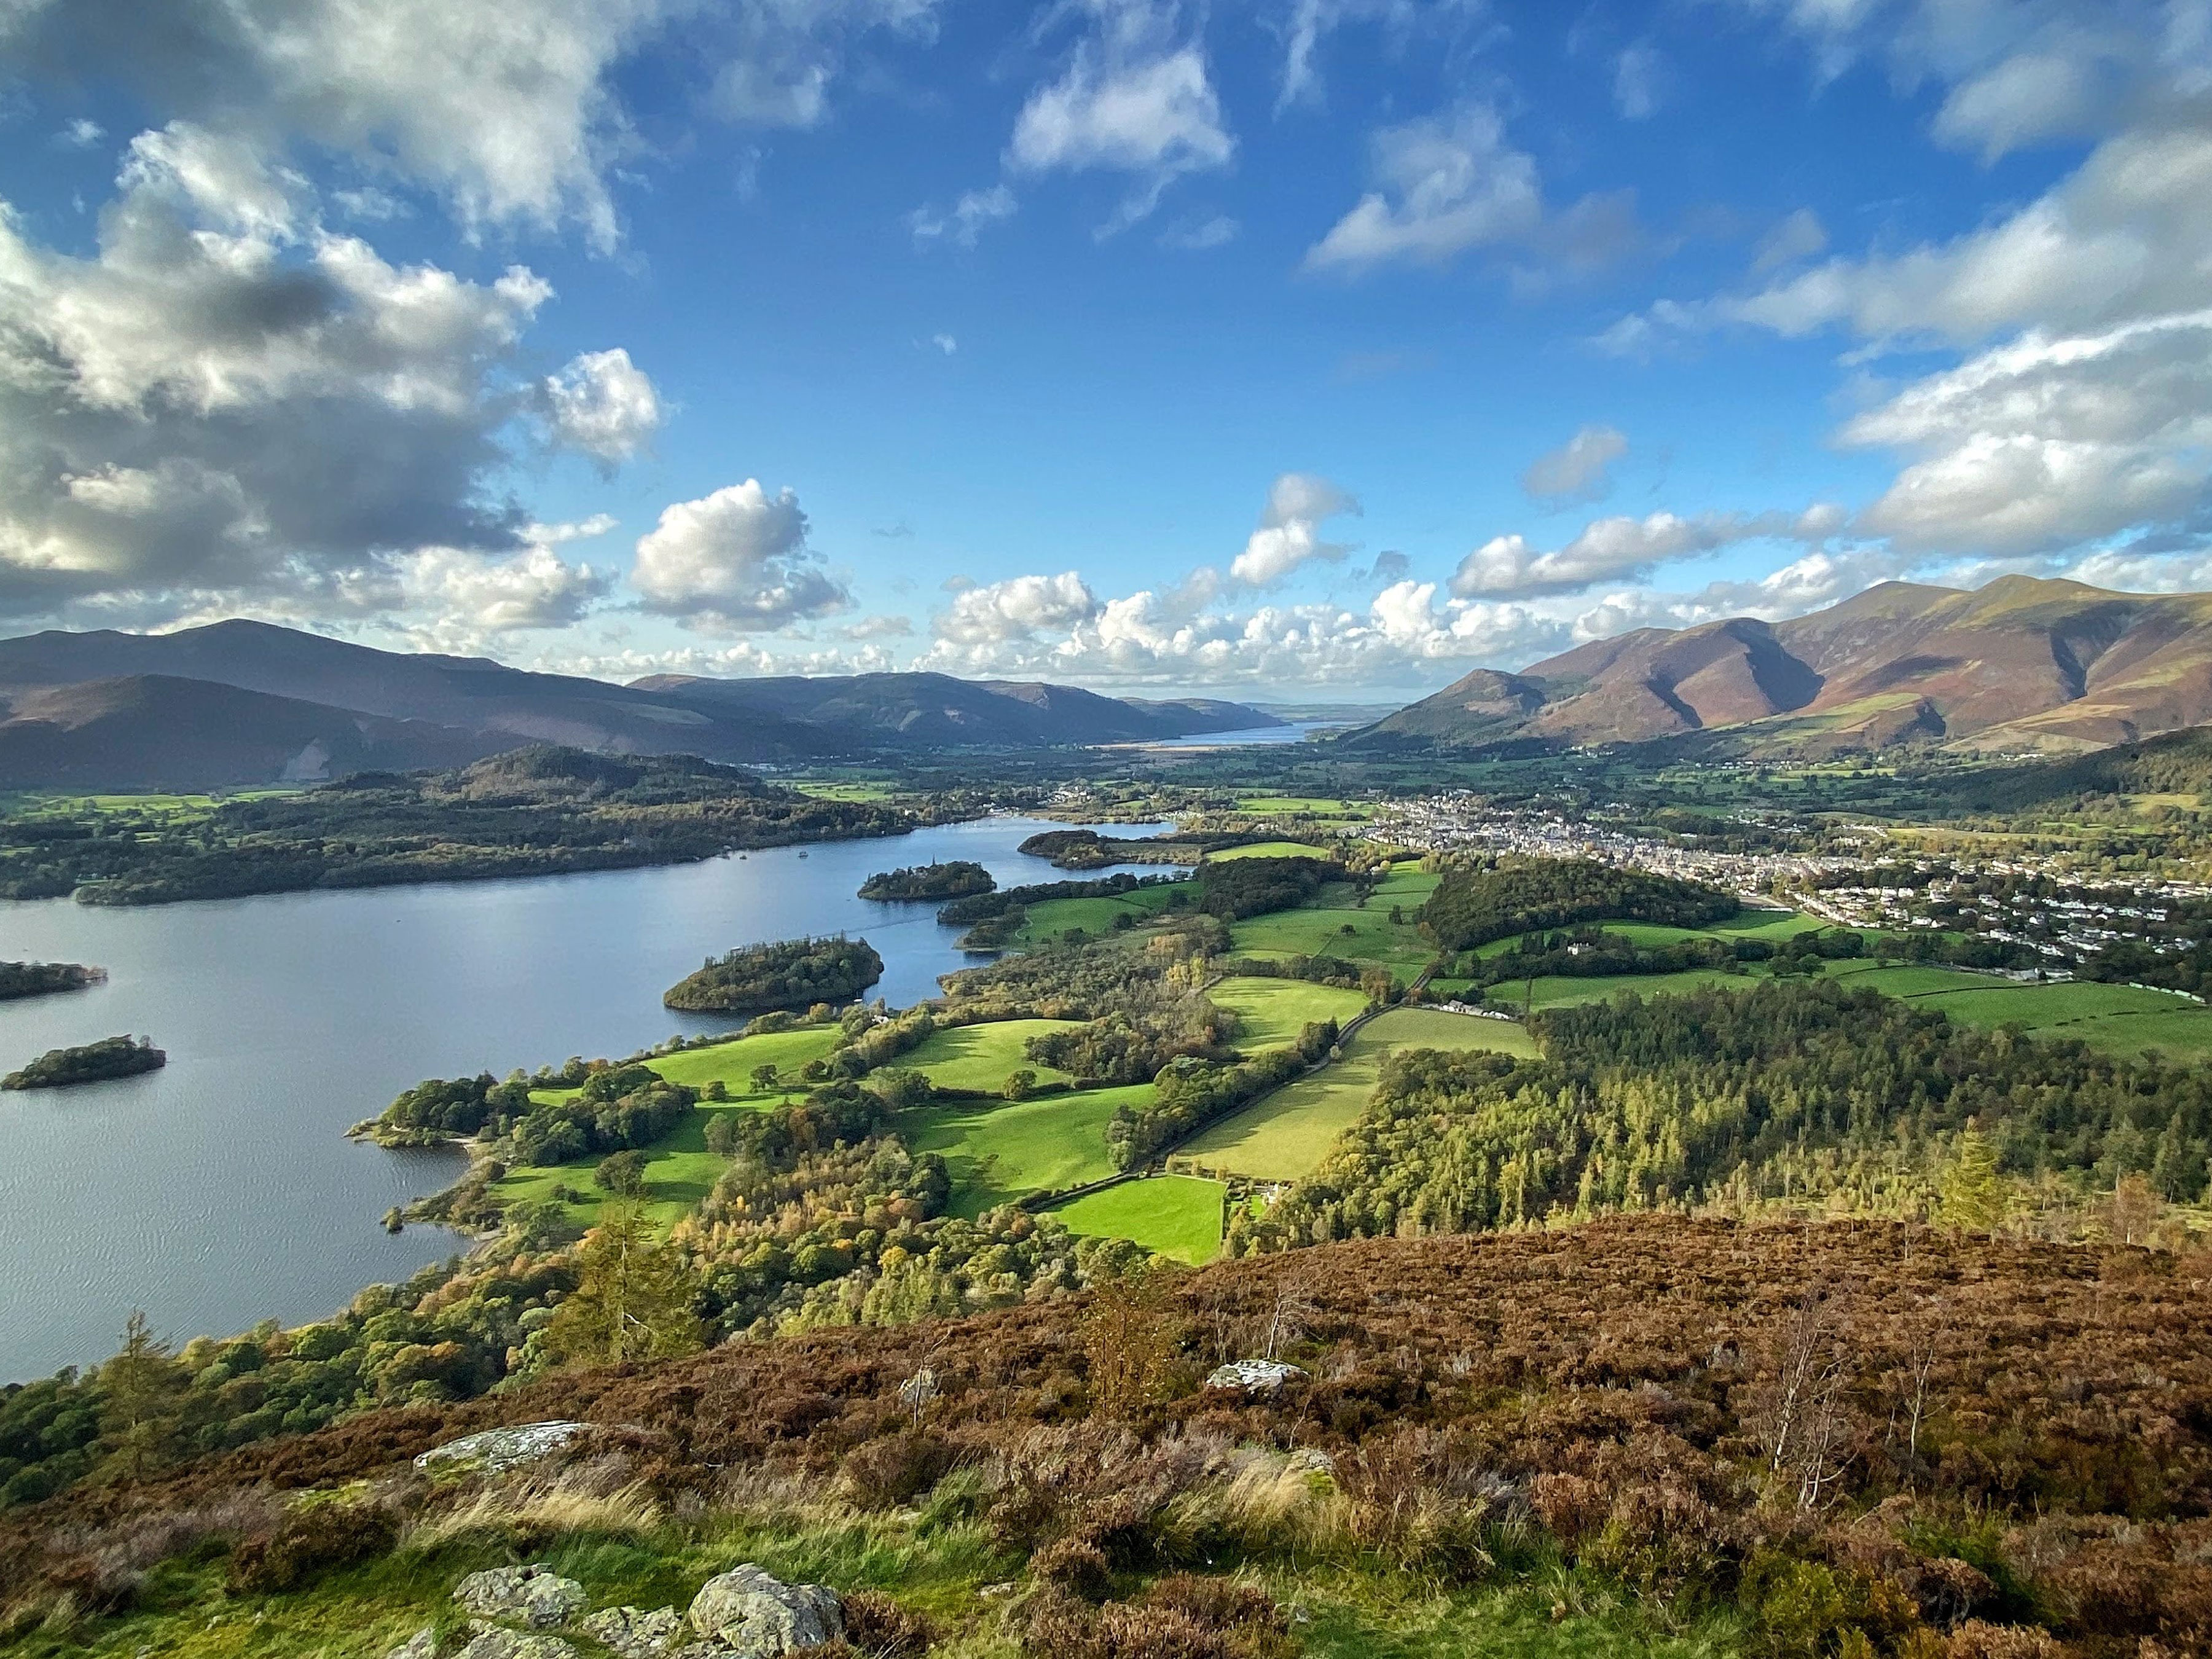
{"left": 663, "top": 936, "right": 885, "bottom": 1014}
{"left": 0, "top": 1035, "right": 163, "bottom": 1091}
{"left": 6, "top": 1219, "right": 2210, "bottom": 1659}
{"left": 1419, "top": 855, "right": 1739, "bottom": 952}
{"left": 857, "top": 861, "right": 995, "bottom": 901}
{"left": 0, "top": 747, "right": 910, "bottom": 904}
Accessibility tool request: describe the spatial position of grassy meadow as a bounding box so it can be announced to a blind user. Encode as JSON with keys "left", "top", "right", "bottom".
{"left": 489, "top": 1026, "right": 842, "bottom": 1231}
{"left": 1182, "top": 1006, "right": 1537, "bottom": 1183}
{"left": 1051, "top": 1173, "right": 1227, "bottom": 1263}
{"left": 1209, "top": 975, "right": 1371, "bottom": 1051}
{"left": 1228, "top": 863, "right": 1439, "bottom": 985}
{"left": 898, "top": 1018, "right": 1079, "bottom": 1091}
{"left": 901, "top": 1083, "right": 1147, "bottom": 1215}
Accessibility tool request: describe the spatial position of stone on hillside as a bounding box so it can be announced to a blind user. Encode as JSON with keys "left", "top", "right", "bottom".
{"left": 417, "top": 1421, "right": 588, "bottom": 1477}
{"left": 454, "top": 1564, "right": 587, "bottom": 1629}
{"left": 1205, "top": 1359, "right": 1306, "bottom": 1392}
{"left": 687, "top": 1564, "right": 842, "bottom": 1655}
{"left": 455, "top": 1631, "right": 580, "bottom": 1659}
{"left": 581, "top": 1606, "right": 684, "bottom": 1659}
{"left": 386, "top": 1628, "right": 439, "bottom": 1659}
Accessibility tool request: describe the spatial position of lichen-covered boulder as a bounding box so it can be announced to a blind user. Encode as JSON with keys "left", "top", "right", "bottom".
{"left": 581, "top": 1606, "right": 684, "bottom": 1659}
{"left": 417, "top": 1421, "right": 588, "bottom": 1477}
{"left": 686, "top": 1564, "right": 842, "bottom": 1656}
{"left": 453, "top": 1565, "right": 587, "bottom": 1629}
{"left": 1204, "top": 1359, "right": 1306, "bottom": 1392}
{"left": 454, "top": 1631, "right": 580, "bottom": 1659}
{"left": 385, "top": 1628, "right": 439, "bottom": 1659}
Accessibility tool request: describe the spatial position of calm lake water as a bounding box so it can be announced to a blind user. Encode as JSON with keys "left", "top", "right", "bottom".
{"left": 0, "top": 815, "right": 1168, "bottom": 1381}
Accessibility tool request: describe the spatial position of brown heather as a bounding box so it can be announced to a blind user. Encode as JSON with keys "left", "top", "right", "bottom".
{"left": 7, "top": 1216, "right": 2212, "bottom": 1656}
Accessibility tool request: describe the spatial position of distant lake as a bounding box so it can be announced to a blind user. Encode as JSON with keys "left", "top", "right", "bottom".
{"left": 1122, "top": 720, "right": 1354, "bottom": 749}
{"left": 0, "top": 815, "right": 1169, "bottom": 1381}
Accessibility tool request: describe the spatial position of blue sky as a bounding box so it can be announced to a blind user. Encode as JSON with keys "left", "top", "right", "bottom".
{"left": 1, "top": 1, "right": 2206, "bottom": 697}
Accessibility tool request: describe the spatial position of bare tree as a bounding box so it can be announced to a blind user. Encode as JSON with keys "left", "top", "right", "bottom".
{"left": 1748, "top": 1287, "right": 1859, "bottom": 1513}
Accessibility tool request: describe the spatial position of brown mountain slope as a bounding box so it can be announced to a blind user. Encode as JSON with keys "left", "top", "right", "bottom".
{"left": 1354, "top": 576, "right": 2212, "bottom": 753}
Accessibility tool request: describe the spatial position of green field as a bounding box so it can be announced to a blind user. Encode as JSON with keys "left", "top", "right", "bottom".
{"left": 1229, "top": 866, "right": 1438, "bottom": 984}
{"left": 492, "top": 1026, "right": 844, "bottom": 1231}
{"left": 1502, "top": 967, "right": 1758, "bottom": 1011}
{"left": 648, "top": 1026, "right": 844, "bottom": 1091}
{"left": 1233, "top": 795, "right": 1373, "bottom": 820}
{"left": 1051, "top": 1174, "right": 1226, "bottom": 1264}
{"left": 1819, "top": 961, "right": 2212, "bottom": 1058}
{"left": 901, "top": 1084, "right": 1148, "bottom": 1215}
{"left": 1013, "top": 881, "right": 1187, "bottom": 943}
{"left": 1182, "top": 1006, "right": 1537, "bottom": 1182}
{"left": 1210, "top": 976, "right": 1371, "bottom": 1051}
{"left": 1208, "top": 839, "right": 1335, "bottom": 860}
{"left": 901, "top": 1018, "right": 1080, "bottom": 1092}
{"left": 1470, "top": 907, "right": 1813, "bottom": 959}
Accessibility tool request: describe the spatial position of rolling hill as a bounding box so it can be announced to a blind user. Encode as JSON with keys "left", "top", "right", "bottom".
{"left": 1353, "top": 576, "right": 2212, "bottom": 754}
{"left": 0, "top": 621, "right": 1279, "bottom": 788}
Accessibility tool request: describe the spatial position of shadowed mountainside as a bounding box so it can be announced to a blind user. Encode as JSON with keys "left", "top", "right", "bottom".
{"left": 0, "top": 622, "right": 1279, "bottom": 788}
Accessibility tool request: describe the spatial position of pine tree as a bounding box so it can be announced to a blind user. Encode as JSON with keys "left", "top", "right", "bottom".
{"left": 1940, "top": 1120, "right": 2006, "bottom": 1237}
{"left": 100, "top": 1309, "right": 181, "bottom": 1482}
{"left": 546, "top": 1202, "right": 702, "bottom": 1365}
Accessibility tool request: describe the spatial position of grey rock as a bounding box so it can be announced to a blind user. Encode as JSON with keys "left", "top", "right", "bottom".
{"left": 385, "top": 1628, "right": 439, "bottom": 1659}
{"left": 417, "top": 1421, "right": 589, "bottom": 1477}
{"left": 455, "top": 1631, "right": 579, "bottom": 1659}
{"left": 454, "top": 1565, "right": 588, "bottom": 1630}
{"left": 581, "top": 1606, "right": 684, "bottom": 1659}
{"left": 687, "top": 1564, "right": 842, "bottom": 1656}
{"left": 1204, "top": 1359, "right": 1307, "bottom": 1392}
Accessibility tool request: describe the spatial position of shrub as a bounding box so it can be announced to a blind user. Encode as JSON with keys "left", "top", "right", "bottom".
{"left": 227, "top": 1499, "right": 399, "bottom": 1593}
{"left": 837, "top": 1432, "right": 957, "bottom": 1510}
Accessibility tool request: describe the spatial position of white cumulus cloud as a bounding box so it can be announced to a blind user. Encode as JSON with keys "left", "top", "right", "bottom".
{"left": 1230, "top": 473, "right": 1361, "bottom": 586}
{"left": 543, "top": 348, "right": 662, "bottom": 466}
{"left": 631, "top": 480, "right": 851, "bottom": 631}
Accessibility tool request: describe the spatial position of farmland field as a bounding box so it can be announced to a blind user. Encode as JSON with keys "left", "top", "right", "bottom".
{"left": 1819, "top": 962, "right": 2212, "bottom": 1059}
{"left": 648, "top": 1026, "right": 844, "bottom": 1092}
{"left": 900, "top": 1018, "right": 1080, "bottom": 1091}
{"left": 1229, "top": 866, "right": 1438, "bottom": 984}
{"left": 1012, "top": 880, "right": 1188, "bottom": 943}
{"left": 1207, "top": 840, "right": 1335, "bottom": 861}
{"left": 1182, "top": 1005, "right": 1536, "bottom": 1182}
{"left": 901, "top": 1083, "right": 1147, "bottom": 1216}
{"left": 1051, "top": 1174, "right": 1226, "bottom": 1263}
{"left": 1210, "top": 976, "right": 1370, "bottom": 1051}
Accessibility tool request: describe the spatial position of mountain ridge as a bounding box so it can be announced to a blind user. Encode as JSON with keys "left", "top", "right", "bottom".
{"left": 0, "top": 622, "right": 1281, "bottom": 788}
{"left": 1352, "top": 576, "right": 2212, "bottom": 755}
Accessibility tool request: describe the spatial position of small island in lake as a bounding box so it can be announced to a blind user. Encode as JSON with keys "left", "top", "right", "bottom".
{"left": 0, "top": 960, "right": 107, "bottom": 1001}
{"left": 663, "top": 934, "right": 884, "bottom": 1014}
{"left": 857, "top": 860, "right": 995, "bottom": 901}
{"left": 2, "top": 1034, "right": 166, "bottom": 1090}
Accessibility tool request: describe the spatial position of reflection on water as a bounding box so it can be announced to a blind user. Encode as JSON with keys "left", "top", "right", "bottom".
{"left": 0, "top": 815, "right": 1167, "bottom": 1379}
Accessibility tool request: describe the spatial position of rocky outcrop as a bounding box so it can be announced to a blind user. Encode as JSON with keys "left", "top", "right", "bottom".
{"left": 685, "top": 1564, "right": 843, "bottom": 1656}
{"left": 581, "top": 1606, "right": 684, "bottom": 1659}
{"left": 415, "top": 1421, "right": 589, "bottom": 1477}
{"left": 453, "top": 1565, "right": 587, "bottom": 1629}
{"left": 1204, "top": 1359, "right": 1306, "bottom": 1392}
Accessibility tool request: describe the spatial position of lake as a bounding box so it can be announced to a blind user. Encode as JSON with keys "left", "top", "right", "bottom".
{"left": 0, "top": 815, "right": 1169, "bottom": 1381}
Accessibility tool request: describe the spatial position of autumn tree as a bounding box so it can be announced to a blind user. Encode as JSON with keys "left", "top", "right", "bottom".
{"left": 545, "top": 1201, "right": 702, "bottom": 1365}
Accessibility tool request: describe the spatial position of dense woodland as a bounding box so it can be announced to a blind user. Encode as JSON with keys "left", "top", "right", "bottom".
{"left": 0, "top": 962, "right": 101, "bottom": 1001}
{"left": 662, "top": 935, "right": 884, "bottom": 1014}
{"left": 0, "top": 747, "right": 909, "bottom": 904}
{"left": 0, "top": 1035, "right": 163, "bottom": 1091}
{"left": 1241, "top": 978, "right": 2212, "bottom": 1257}
{"left": 856, "top": 860, "right": 995, "bottom": 901}
{"left": 1420, "top": 856, "right": 1739, "bottom": 952}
